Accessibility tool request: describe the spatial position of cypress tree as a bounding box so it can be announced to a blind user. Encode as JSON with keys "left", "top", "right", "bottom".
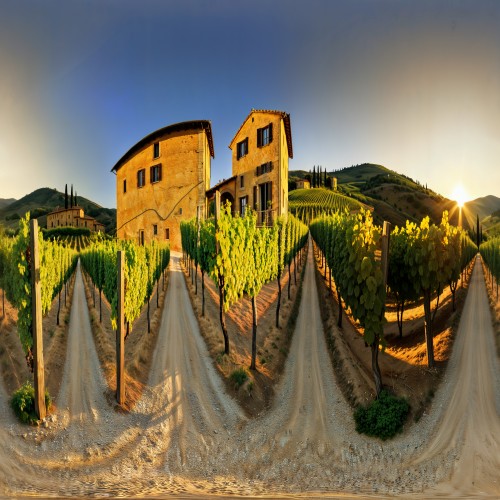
{"left": 65, "top": 184, "right": 68, "bottom": 209}
{"left": 476, "top": 214, "right": 480, "bottom": 248}
{"left": 71, "top": 184, "right": 74, "bottom": 208}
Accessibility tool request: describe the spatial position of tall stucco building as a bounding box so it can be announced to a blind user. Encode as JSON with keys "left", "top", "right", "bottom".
{"left": 208, "top": 109, "right": 292, "bottom": 224}
{"left": 112, "top": 121, "right": 214, "bottom": 251}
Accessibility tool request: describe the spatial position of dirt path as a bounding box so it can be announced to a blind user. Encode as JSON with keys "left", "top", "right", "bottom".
{"left": 57, "top": 261, "right": 108, "bottom": 436}
{"left": 0, "top": 249, "right": 498, "bottom": 498}
{"left": 417, "top": 254, "right": 500, "bottom": 497}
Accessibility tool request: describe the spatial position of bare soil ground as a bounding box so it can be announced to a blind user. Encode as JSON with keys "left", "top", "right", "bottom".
{"left": 0, "top": 245, "right": 498, "bottom": 499}
{"left": 180, "top": 246, "right": 307, "bottom": 416}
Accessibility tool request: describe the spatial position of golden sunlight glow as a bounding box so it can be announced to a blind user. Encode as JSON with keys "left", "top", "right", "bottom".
{"left": 451, "top": 185, "right": 469, "bottom": 208}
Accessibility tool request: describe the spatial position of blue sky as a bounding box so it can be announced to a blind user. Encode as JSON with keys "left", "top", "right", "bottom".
{"left": 1, "top": 0, "right": 499, "bottom": 207}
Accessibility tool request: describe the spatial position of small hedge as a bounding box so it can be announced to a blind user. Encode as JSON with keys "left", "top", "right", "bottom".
{"left": 42, "top": 226, "right": 91, "bottom": 239}
{"left": 11, "top": 382, "right": 51, "bottom": 425}
{"left": 354, "top": 390, "right": 409, "bottom": 440}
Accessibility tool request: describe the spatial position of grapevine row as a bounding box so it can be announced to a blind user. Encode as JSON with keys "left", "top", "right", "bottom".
{"left": 80, "top": 238, "right": 170, "bottom": 335}
{"left": 289, "top": 188, "right": 362, "bottom": 224}
{"left": 181, "top": 209, "right": 308, "bottom": 368}
{"left": 0, "top": 215, "right": 77, "bottom": 366}
{"left": 310, "top": 209, "right": 387, "bottom": 394}
{"left": 480, "top": 237, "right": 500, "bottom": 299}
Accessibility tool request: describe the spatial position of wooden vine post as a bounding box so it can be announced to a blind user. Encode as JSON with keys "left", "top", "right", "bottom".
{"left": 30, "top": 219, "right": 46, "bottom": 420}
{"left": 373, "top": 220, "right": 390, "bottom": 397}
{"left": 116, "top": 250, "right": 125, "bottom": 405}
{"left": 381, "top": 221, "right": 391, "bottom": 288}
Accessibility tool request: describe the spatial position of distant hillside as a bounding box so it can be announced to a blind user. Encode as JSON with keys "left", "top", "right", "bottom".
{"left": 463, "top": 195, "right": 500, "bottom": 228}
{"left": 289, "top": 163, "right": 469, "bottom": 229}
{"left": 0, "top": 188, "right": 116, "bottom": 233}
{"left": 0, "top": 198, "right": 16, "bottom": 210}
{"left": 289, "top": 188, "right": 364, "bottom": 223}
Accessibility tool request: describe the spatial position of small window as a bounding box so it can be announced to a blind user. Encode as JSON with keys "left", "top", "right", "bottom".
{"left": 256, "top": 162, "right": 273, "bottom": 176}
{"left": 123, "top": 179, "right": 127, "bottom": 193}
{"left": 179, "top": 207, "right": 183, "bottom": 215}
{"left": 240, "top": 196, "right": 248, "bottom": 216}
{"left": 257, "top": 123, "right": 273, "bottom": 147}
{"left": 137, "top": 169, "right": 146, "bottom": 188}
{"left": 153, "top": 142, "right": 160, "bottom": 158}
{"left": 150, "top": 164, "right": 162, "bottom": 183}
{"left": 153, "top": 224, "right": 158, "bottom": 236}
{"left": 236, "top": 138, "right": 248, "bottom": 160}
{"left": 139, "top": 230, "right": 145, "bottom": 246}
{"left": 240, "top": 175, "right": 244, "bottom": 188}
{"left": 165, "top": 228, "right": 170, "bottom": 240}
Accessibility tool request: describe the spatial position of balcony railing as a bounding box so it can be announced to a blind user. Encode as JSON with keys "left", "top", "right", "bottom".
{"left": 256, "top": 209, "right": 276, "bottom": 227}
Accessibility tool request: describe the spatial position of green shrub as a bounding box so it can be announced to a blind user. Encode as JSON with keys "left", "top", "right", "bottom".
{"left": 354, "top": 390, "right": 409, "bottom": 440}
{"left": 229, "top": 367, "right": 248, "bottom": 389}
{"left": 11, "top": 381, "right": 51, "bottom": 425}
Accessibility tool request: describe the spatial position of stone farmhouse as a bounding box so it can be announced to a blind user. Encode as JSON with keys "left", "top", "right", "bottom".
{"left": 112, "top": 109, "right": 292, "bottom": 251}
{"left": 46, "top": 206, "right": 104, "bottom": 232}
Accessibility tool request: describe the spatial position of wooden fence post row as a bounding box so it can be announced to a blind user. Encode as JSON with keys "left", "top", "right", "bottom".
{"left": 116, "top": 250, "right": 125, "bottom": 405}
{"left": 30, "top": 219, "right": 46, "bottom": 420}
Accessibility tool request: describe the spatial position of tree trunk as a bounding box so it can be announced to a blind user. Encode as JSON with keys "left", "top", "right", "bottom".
{"left": 337, "top": 289, "right": 343, "bottom": 328}
{"left": 329, "top": 267, "right": 332, "bottom": 291}
{"left": 195, "top": 262, "right": 198, "bottom": 295}
{"left": 65, "top": 281, "right": 67, "bottom": 307}
{"left": 57, "top": 289, "right": 61, "bottom": 326}
{"left": 218, "top": 273, "right": 229, "bottom": 355}
{"left": 92, "top": 282, "right": 95, "bottom": 307}
{"left": 371, "top": 335, "right": 383, "bottom": 397}
{"left": 147, "top": 298, "right": 150, "bottom": 334}
{"left": 288, "top": 264, "right": 291, "bottom": 300}
{"left": 294, "top": 254, "right": 297, "bottom": 285}
{"left": 397, "top": 299, "right": 405, "bottom": 338}
{"left": 156, "top": 280, "right": 159, "bottom": 308}
{"left": 251, "top": 296, "right": 257, "bottom": 370}
{"left": 162, "top": 267, "right": 165, "bottom": 291}
{"left": 276, "top": 269, "right": 282, "bottom": 328}
{"left": 125, "top": 321, "right": 130, "bottom": 340}
{"left": 450, "top": 281, "right": 457, "bottom": 312}
{"left": 432, "top": 287, "right": 441, "bottom": 323}
{"left": 423, "top": 289, "right": 435, "bottom": 368}
{"left": 99, "top": 289, "right": 102, "bottom": 323}
{"left": 202, "top": 271, "right": 205, "bottom": 317}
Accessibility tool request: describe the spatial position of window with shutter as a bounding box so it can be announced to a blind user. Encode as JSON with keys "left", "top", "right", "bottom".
{"left": 237, "top": 138, "right": 248, "bottom": 159}
{"left": 137, "top": 169, "right": 146, "bottom": 188}
{"left": 150, "top": 164, "right": 162, "bottom": 183}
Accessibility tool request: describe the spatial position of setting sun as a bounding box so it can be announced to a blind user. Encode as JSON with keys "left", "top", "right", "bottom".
{"left": 451, "top": 185, "right": 469, "bottom": 208}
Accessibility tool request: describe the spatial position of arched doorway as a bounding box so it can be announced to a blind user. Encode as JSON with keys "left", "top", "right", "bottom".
{"left": 220, "top": 191, "right": 235, "bottom": 214}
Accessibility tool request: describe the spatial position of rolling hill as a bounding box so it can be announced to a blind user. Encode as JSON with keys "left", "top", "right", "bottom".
{"left": 290, "top": 163, "right": 473, "bottom": 230}
{"left": 0, "top": 198, "right": 16, "bottom": 210}
{"left": 0, "top": 188, "right": 116, "bottom": 233}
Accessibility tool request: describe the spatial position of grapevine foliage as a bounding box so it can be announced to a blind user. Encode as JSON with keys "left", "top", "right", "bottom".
{"left": 80, "top": 238, "right": 170, "bottom": 332}
{"left": 0, "top": 214, "right": 77, "bottom": 356}
{"left": 310, "top": 209, "right": 386, "bottom": 346}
